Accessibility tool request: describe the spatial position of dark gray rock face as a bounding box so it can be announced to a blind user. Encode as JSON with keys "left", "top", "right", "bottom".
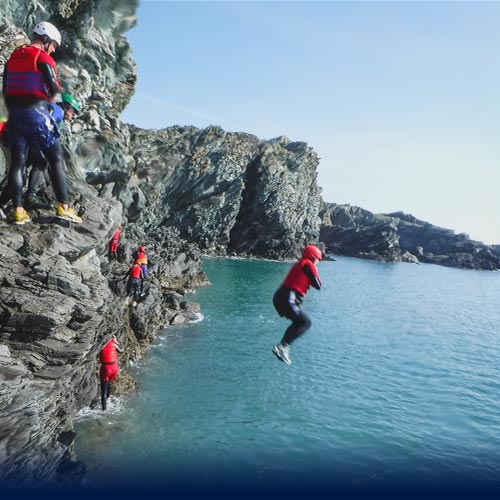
{"left": 126, "top": 126, "right": 322, "bottom": 259}
{"left": 319, "top": 203, "right": 414, "bottom": 263}
{"left": 320, "top": 204, "right": 500, "bottom": 270}
{"left": 0, "top": 0, "right": 323, "bottom": 486}
{"left": 388, "top": 211, "right": 500, "bottom": 270}
{"left": 0, "top": 201, "right": 208, "bottom": 486}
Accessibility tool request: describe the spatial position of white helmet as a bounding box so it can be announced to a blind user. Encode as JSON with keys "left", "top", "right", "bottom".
{"left": 33, "top": 21, "right": 62, "bottom": 47}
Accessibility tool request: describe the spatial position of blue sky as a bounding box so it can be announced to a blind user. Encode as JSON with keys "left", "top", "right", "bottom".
{"left": 121, "top": 1, "right": 500, "bottom": 245}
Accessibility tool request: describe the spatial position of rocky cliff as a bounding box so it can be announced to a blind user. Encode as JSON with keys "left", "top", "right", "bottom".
{"left": 125, "top": 126, "right": 321, "bottom": 259}
{"left": 0, "top": 0, "right": 322, "bottom": 487}
{"left": 320, "top": 203, "right": 500, "bottom": 271}
{"left": 1, "top": 0, "right": 497, "bottom": 488}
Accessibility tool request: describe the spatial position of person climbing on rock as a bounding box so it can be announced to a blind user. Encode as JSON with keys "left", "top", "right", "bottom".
{"left": 2, "top": 21, "right": 82, "bottom": 225}
{"left": 272, "top": 244, "right": 323, "bottom": 365}
{"left": 99, "top": 335, "right": 123, "bottom": 411}
{"left": 109, "top": 224, "right": 122, "bottom": 260}
{"left": 126, "top": 259, "right": 144, "bottom": 305}
{"left": 135, "top": 245, "right": 148, "bottom": 277}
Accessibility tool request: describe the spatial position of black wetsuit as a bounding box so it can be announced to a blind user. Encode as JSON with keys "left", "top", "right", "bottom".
{"left": 273, "top": 261, "right": 321, "bottom": 345}
{"left": 3, "top": 53, "right": 68, "bottom": 208}
{"left": 127, "top": 277, "right": 142, "bottom": 301}
{"left": 0, "top": 147, "right": 50, "bottom": 207}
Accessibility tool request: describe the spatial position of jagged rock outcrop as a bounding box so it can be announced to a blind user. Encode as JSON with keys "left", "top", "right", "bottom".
{"left": 388, "top": 211, "right": 500, "bottom": 270}
{"left": 320, "top": 203, "right": 500, "bottom": 270}
{"left": 319, "top": 203, "right": 417, "bottom": 264}
{"left": 0, "top": 0, "right": 323, "bottom": 487}
{"left": 123, "top": 126, "right": 322, "bottom": 259}
{"left": 0, "top": 206, "right": 207, "bottom": 486}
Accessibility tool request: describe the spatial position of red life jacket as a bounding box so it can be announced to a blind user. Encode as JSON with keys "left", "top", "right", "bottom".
{"left": 0, "top": 122, "right": 6, "bottom": 140}
{"left": 111, "top": 229, "right": 121, "bottom": 242}
{"left": 4, "top": 46, "right": 59, "bottom": 99}
{"left": 136, "top": 251, "right": 147, "bottom": 265}
{"left": 282, "top": 258, "right": 320, "bottom": 296}
{"left": 130, "top": 264, "right": 142, "bottom": 279}
{"left": 100, "top": 339, "right": 118, "bottom": 363}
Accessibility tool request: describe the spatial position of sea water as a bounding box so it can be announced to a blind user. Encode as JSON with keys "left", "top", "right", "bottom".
{"left": 74, "top": 256, "right": 500, "bottom": 492}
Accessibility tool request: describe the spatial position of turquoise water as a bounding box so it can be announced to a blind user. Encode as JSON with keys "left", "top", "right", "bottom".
{"left": 75, "top": 257, "right": 500, "bottom": 492}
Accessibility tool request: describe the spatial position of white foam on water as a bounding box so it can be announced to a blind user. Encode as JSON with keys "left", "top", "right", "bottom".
{"left": 75, "top": 397, "right": 125, "bottom": 422}
{"left": 190, "top": 312, "right": 204, "bottom": 323}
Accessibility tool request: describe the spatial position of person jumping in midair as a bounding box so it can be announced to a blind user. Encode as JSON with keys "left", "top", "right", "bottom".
{"left": 272, "top": 244, "right": 323, "bottom": 365}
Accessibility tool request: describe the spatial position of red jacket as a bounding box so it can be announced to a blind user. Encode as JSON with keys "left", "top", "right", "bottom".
{"left": 109, "top": 228, "right": 121, "bottom": 251}
{"left": 282, "top": 258, "right": 321, "bottom": 296}
{"left": 4, "top": 46, "right": 60, "bottom": 99}
{"left": 129, "top": 263, "right": 143, "bottom": 279}
{"left": 100, "top": 339, "right": 119, "bottom": 364}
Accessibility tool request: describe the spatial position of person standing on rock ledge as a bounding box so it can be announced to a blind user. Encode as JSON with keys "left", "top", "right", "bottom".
{"left": 2, "top": 21, "right": 82, "bottom": 225}
{"left": 272, "top": 244, "right": 323, "bottom": 365}
{"left": 99, "top": 335, "right": 123, "bottom": 410}
{"left": 0, "top": 93, "right": 81, "bottom": 213}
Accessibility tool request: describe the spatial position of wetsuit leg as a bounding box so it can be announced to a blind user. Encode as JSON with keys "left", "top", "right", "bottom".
{"left": 100, "top": 379, "right": 110, "bottom": 410}
{"left": 8, "top": 143, "right": 28, "bottom": 207}
{"left": 126, "top": 279, "right": 132, "bottom": 296}
{"left": 281, "top": 308, "right": 311, "bottom": 345}
{"left": 273, "top": 287, "right": 312, "bottom": 345}
{"left": 26, "top": 149, "right": 48, "bottom": 196}
{"left": 133, "top": 280, "right": 141, "bottom": 301}
{"left": 43, "top": 142, "right": 68, "bottom": 203}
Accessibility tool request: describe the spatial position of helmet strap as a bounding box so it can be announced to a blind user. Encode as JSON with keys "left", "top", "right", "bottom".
{"left": 41, "top": 35, "right": 50, "bottom": 51}
{"left": 42, "top": 35, "right": 57, "bottom": 52}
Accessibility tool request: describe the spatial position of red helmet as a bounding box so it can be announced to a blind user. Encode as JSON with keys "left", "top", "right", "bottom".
{"left": 138, "top": 246, "right": 145, "bottom": 252}
{"left": 302, "top": 244, "right": 322, "bottom": 261}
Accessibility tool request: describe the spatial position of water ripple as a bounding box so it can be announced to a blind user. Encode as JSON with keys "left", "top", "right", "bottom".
{"left": 75, "top": 257, "right": 500, "bottom": 490}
